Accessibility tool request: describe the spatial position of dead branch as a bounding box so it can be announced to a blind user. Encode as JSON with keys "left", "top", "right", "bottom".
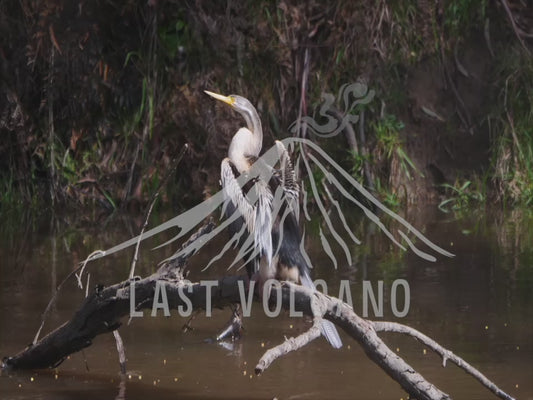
{"left": 255, "top": 289, "right": 323, "bottom": 373}
{"left": 255, "top": 282, "right": 513, "bottom": 400}
{"left": 1, "top": 273, "right": 246, "bottom": 370}
{"left": 372, "top": 321, "right": 515, "bottom": 400}
{"left": 1, "top": 229, "right": 515, "bottom": 400}
{"left": 262, "top": 284, "right": 451, "bottom": 400}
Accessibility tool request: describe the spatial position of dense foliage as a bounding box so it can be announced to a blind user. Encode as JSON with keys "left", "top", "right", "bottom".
{"left": 1, "top": 0, "right": 531, "bottom": 213}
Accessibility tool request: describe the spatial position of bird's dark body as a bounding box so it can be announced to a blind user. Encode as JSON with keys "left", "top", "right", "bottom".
{"left": 224, "top": 163, "right": 307, "bottom": 282}
{"left": 269, "top": 172, "right": 308, "bottom": 282}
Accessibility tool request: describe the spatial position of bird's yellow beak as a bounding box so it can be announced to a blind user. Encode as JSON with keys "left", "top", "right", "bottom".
{"left": 204, "top": 90, "right": 235, "bottom": 107}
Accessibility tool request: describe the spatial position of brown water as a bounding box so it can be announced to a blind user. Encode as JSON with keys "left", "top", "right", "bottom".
{"left": 0, "top": 207, "right": 532, "bottom": 399}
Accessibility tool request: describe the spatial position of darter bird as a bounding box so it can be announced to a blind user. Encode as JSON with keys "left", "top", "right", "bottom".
{"left": 205, "top": 90, "right": 342, "bottom": 349}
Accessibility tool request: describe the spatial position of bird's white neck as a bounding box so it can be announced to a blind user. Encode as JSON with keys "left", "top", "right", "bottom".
{"left": 227, "top": 97, "right": 263, "bottom": 173}
{"left": 228, "top": 127, "right": 260, "bottom": 173}
{"left": 241, "top": 106, "right": 262, "bottom": 152}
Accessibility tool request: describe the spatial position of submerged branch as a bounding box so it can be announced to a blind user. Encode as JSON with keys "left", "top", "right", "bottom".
{"left": 2, "top": 273, "right": 245, "bottom": 370}
{"left": 1, "top": 224, "right": 514, "bottom": 400}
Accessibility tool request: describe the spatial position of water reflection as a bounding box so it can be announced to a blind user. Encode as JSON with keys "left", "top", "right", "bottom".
{"left": 0, "top": 206, "right": 532, "bottom": 399}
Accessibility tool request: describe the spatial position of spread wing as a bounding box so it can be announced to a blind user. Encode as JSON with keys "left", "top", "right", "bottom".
{"left": 278, "top": 137, "right": 455, "bottom": 270}
{"left": 88, "top": 137, "right": 453, "bottom": 273}
{"left": 220, "top": 157, "right": 273, "bottom": 266}
{"left": 274, "top": 140, "right": 299, "bottom": 219}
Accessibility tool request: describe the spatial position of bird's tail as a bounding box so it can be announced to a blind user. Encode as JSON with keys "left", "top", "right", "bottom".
{"left": 300, "top": 273, "right": 343, "bottom": 349}
{"left": 320, "top": 320, "right": 343, "bottom": 349}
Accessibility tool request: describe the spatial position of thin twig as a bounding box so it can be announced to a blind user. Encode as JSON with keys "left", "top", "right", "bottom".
{"left": 75, "top": 250, "right": 105, "bottom": 289}
{"left": 500, "top": 0, "right": 531, "bottom": 55}
{"left": 128, "top": 144, "right": 188, "bottom": 279}
{"left": 85, "top": 273, "right": 90, "bottom": 298}
{"left": 358, "top": 109, "right": 375, "bottom": 192}
{"left": 128, "top": 198, "right": 157, "bottom": 280}
{"left": 484, "top": 18, "right": 495, "bottom": 59}
{"left": 48, "top": 46, "right": 56, "bottom": 206}
{"left": 440, "top": 44, "right": 473, "bottom": 133}
{"left": 33, "top": 250, "right": 104, "bottom": 345}
{"left": 112, "top": 330, "right": 127, "bottom": 374}
{"left": 122, "top": 140, "right": 141, "bottom": 205}
{"left": 296, "top": 48, "right": 310, "bottom": 139}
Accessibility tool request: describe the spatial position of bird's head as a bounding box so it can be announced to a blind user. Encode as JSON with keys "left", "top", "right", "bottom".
{"left": 204, "top": 90, "right": 255, "bottom": 114}
{"left": 204, "top": 90, "right": 260, "bottom": 133}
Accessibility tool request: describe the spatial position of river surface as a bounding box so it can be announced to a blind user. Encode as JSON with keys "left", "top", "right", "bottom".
{"left": 0, "top": 206, "right": 532, "bottom": 399}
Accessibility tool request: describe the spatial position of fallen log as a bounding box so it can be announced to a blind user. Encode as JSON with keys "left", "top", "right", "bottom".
{"left": 1, "top": 222, "right": 515, "bottom": 400}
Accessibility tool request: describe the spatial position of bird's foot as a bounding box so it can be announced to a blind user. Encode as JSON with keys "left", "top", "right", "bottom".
{"left": 215, "top": 304, "right": 243, "bottom": 342}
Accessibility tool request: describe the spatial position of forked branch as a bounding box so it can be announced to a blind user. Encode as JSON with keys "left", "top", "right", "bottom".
{"left": 1, "top": 228, "right": 515, "bottom": 400}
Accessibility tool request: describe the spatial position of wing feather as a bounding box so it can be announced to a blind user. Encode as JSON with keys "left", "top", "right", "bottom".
{"left": 275, "top": 140, "right": 299, "bottom": 218}
{"left": 221, "top": 158, "right": 273, "bottom": 265}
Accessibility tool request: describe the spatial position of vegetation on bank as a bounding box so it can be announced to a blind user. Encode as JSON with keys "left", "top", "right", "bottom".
{"left": 1, "top": 0, "right": 532, "bottom": 215}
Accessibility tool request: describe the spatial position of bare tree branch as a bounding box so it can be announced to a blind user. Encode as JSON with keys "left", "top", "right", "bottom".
{"left": 264, "top": 284, "right": 451, "bottom": 400}
{"left": 372, "top": 321, "right": 515, "bottom": 400}
{"left": 255, "top": 290, "right": 323, "bottom": 374}
{"left": 1, "top": 228, "right": 515, "bottom": 400}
